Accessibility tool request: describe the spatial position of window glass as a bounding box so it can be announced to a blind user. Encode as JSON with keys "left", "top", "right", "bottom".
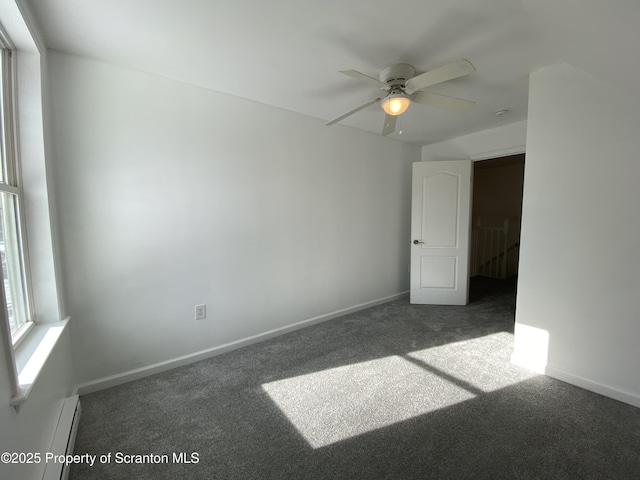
{"left": 0, "top": 192, "right": 28, "bottom": 335}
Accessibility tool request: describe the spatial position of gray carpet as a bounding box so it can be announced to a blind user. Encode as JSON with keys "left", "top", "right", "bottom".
{"left": 70, "top": 278, "right": 640, "bottom": 479}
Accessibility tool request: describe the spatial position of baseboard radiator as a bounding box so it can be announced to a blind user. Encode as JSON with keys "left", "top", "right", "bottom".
{"left": 43, "top": 395, "right": 81, "bottom": 480}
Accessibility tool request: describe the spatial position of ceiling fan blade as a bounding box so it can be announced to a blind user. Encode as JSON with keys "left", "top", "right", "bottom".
{"left": 325, "top": 98, "right": 381, "bottom": 126}
{"left": 413, "top": 91, "right": 475, "bottom": 113}
{"left": 340, "top": 70, "right": 388, "bottom": 90}
{"left": 382, "top": 114, "right": 397, "bottom": 136}
{"left": 405, "top": 59, "right": 476, "bottom": 92}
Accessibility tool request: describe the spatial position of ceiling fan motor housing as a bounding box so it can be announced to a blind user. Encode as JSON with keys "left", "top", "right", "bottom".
{"left": 379, "top": 63, "right": 416, "bottom": 88}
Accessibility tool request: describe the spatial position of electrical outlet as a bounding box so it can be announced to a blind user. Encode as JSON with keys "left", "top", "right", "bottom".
{"left": 195, "top": 304, "right": 206, "bottom": 320}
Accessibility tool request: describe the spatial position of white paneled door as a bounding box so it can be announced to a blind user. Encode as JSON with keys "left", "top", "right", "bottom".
{"left": 410, "top": 160, "right": 472, "bottom": 305}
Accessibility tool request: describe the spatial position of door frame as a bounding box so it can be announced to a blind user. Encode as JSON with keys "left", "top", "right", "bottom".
{"left": 416, "top": 144, "right": 527, "bottom": 304}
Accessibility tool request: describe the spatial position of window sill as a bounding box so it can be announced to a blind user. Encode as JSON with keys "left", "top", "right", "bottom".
{"left": 10, "top": 317, "right": 70, "bottom": 410}
{"left": 11, "top": 320, "right": 35, "bottom": 348}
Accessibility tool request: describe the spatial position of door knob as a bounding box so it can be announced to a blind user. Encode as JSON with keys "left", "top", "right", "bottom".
{"left": 413, "top": 240, "right": 424, "bottom": 245}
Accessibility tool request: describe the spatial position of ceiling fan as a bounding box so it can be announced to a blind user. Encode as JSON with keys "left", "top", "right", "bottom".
{"left": 325, "top": 59, "right": 476, "bottom": 136}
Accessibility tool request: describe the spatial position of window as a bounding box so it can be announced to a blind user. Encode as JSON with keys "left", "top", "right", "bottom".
{"left": 0, "top": 30, "right": 32, "bottom": 345}
{"left": 1, "top": 4, "right": 67, "bottom": 411}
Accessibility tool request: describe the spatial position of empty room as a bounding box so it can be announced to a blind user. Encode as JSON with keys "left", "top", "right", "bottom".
{"left": 1, "top": 1, "right": 639, "bottom": 479}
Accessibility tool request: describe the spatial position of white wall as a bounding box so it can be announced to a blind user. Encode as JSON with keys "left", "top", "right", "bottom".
{"left": 48, "top": 52, "right": 420, "bottom": 386}
{"left": 513, "top": 63, "right": 640, "bottom": 406}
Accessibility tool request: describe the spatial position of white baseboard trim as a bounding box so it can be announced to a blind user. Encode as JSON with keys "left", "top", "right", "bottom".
{"left": 77, "top": 291, "right": 409, "bottom": 395}
{"left": 544, "top": 364, "right": 640, "bottom": 409}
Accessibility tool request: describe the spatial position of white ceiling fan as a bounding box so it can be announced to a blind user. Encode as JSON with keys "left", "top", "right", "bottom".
{"left": 325, "top": 59, "right": 476, "bottom": 135}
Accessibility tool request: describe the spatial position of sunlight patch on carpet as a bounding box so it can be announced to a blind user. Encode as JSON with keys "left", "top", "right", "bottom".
{"left": 407, "top": 332, "right": 539, "bottom": 393}
{"left": 262, "top": 355, "right": 475, "bottom": 448}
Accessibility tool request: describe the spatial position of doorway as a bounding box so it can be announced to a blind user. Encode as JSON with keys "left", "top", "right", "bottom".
{"left": 470, "top": 154, "right": 525, "bottom": 301}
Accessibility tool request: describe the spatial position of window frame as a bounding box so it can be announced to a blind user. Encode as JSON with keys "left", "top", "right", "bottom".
{"left": 0, "top": 25, "right": 35, "bottom": 348}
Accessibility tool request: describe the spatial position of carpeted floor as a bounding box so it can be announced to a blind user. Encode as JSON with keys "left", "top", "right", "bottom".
{"left": 70, "top": 277, "right": 640, "bottom": 479}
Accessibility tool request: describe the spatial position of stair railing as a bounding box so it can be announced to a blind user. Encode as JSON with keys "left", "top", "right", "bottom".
{"left": 471, "top": 218, "right": 511, "bottom": 279}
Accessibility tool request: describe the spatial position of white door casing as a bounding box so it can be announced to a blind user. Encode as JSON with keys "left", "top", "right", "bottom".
{"left": 410, "top": 160, "right": 472, "bottom": 305}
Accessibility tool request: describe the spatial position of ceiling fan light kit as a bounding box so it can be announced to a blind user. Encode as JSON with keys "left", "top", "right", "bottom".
{"left": 381, "top": 90, "right": 412, "bottom": 116}
{"left": 326, "top": 59, "right": 476, "bottom": 136}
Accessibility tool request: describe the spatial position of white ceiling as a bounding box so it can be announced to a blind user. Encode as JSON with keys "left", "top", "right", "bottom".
{"left": 23, "top": 0, "right": 640, "bottom": 145}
